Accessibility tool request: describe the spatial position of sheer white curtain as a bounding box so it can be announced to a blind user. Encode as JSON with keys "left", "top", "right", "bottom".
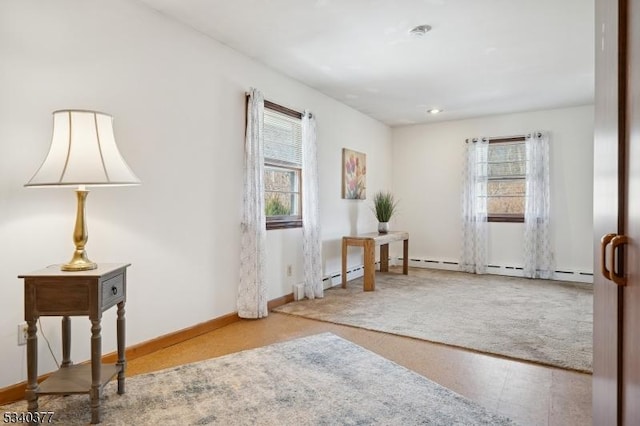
{"left": 523, "top": 132, "right": 553, "bottom": 279}
{"left": 238, "top": 88, "right": 268, "bottom": 318}
{"left": 302, "top": 112, "right": 323, "bottom": 299}
{"left": 460, "top": 138, "right": 489, "bottom": 274}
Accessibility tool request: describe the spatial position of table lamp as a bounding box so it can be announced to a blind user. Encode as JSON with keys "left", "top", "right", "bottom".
{"left": 25, "top": 109, "right": 140, "bottom": 271}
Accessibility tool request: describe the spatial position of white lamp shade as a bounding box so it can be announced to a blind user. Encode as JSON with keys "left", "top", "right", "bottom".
{"left": 26, "top": 110, "right": 141, "bottom": 187}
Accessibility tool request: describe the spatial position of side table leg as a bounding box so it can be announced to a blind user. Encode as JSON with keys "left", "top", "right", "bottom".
{"left": 26, "top": 319, "right": 39, "bottom": 416}
{"left": 90, "top": 319, "right": 102, "bottom": 424}
{"left": 61, "top": 316, "right": 72, "bottom": 368}
{"left": 116, "top": 301, "right": 126, "bottom": 394}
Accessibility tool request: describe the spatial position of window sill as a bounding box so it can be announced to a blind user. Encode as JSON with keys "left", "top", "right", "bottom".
{"left": 488, "top": 215, "right": 524, "bottom": 223}
{"left": 266, "top": 220, "right": 303, "bottom": 230}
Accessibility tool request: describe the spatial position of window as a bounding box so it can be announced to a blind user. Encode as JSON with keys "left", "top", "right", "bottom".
{"left": 263, "top": 101, "right": 303, "bottom": 230}
{"left": 487, "top": 138, "right": 526, "bottom": 222}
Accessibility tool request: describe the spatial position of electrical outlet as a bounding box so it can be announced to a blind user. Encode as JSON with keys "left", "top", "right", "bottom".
{"left": 17, "top": 322, "right": 28, "bottom": 346}
{"left": 286, "top": 265, "right": 293, "bottom": 277}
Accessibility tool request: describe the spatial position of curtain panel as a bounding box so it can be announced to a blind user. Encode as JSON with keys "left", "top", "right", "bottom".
{"left": 523, "top": 132, "right": 553, "bottom": 279}
{"left": 238, "top": 88, "right": 268, "bottom": 318}
{"left": 460, "top": 138, "right": 489, "bottom": 274}
{"left": 301, "top": 112, "right": 324, "bottom": 299}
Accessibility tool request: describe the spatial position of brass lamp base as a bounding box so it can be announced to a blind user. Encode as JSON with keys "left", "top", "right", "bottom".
{"left": 62, "top": 252, "right": 97, "bottom": 271}
{"left": 61, "top": 189, "right": 97, "bottom": 272}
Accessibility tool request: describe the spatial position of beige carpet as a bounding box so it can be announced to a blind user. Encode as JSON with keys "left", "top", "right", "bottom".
{"left": 275, "top": 268, "right": 593, "bottom": 372}
{"left": 2, "top": 334, "right": 514, "bottom": 425}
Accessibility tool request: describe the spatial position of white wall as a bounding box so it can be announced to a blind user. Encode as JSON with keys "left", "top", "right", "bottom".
{"left": 0, "top": 0, "right": 392, "bottom": 388}
{"left": 391, "top": 105, "right": 594, "bottom": 276}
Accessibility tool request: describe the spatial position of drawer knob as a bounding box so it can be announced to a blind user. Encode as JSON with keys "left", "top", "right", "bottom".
{"left": 111, "top": 286, "right": 118, "bottom": 295}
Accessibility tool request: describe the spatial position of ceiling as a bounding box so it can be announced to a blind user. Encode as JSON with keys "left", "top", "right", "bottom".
{"left": 138, "top": 0, "right": 594, "bottom": 127}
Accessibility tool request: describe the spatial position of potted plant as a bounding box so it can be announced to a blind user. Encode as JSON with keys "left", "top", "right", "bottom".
{"left": 372, "top": 191, "right": 398, "bottom": 234}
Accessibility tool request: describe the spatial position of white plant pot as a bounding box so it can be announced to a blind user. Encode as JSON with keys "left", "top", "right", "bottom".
{"left": 378, "top": 222, "right": 389, "bottom": 234}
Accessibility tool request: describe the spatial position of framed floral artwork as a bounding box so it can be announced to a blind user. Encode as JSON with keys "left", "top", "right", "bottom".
{"left": 342, "top": 148, "right": 366, "bottom": 199}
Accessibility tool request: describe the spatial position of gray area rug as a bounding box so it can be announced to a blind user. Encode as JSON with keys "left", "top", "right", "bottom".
{"left": 275, "top": 268, "right": 593, "bottom": 372}
{"left": 2, "top": 333, "right": 513, "bottom": 425}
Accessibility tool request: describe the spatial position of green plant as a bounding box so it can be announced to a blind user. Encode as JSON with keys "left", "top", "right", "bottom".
{"left": 372, "top": 191, "right": 398, "bottom": 222}
{"left": 265, "top": 196, "right": 290, "bottom": 216}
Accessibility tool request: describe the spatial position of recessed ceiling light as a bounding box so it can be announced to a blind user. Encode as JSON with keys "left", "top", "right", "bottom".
{"left": 409, "top": 24, "right": 432, "bottom": 37}
{"left": 427, "top": 109, "right": 442, "bottom": 114}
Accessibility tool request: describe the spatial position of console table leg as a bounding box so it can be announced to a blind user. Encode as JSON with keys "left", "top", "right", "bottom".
{"left": 363, "top": 240, "right": 376, "bottom": 291}
{"left": 116, "top": 301, "right": 126, "bottom": 394}
{"left": 26, "top": 319, "right": 38, "bottom": 417}
{"left": 61, "top": 316, "right": 72, "bottom": 368}
{"left": 403, "top": 239, "right": 409, "bottom": 275}
{"left": 341, "top": 237, "right": 348, "bottom": 288}
{"left": 380, "top": 244, "right": 389, "bottom": 272}
{"left": 90, "top": 319, "right": 102, "bottom": 424}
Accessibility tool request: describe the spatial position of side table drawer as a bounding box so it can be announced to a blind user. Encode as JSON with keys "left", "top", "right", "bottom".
{"left": 102, "top": 274, "right": 125, "bottom": 310}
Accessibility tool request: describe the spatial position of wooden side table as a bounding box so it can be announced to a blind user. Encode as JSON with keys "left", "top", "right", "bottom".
{"left": 19, "top": 263, "right": 130, "bottom": 424}
{"left": 342, "top": 231, "right": 409, "bottom": 291}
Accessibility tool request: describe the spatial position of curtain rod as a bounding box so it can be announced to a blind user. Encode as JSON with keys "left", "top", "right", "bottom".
{"left": 245, "top": 93, "right": 309, "bottom": 119}
{"left": 465, "top": 132, "right": 542, "bottom": 143}
{"left": 264, "top": 100, "right": 304, "bottom": 119}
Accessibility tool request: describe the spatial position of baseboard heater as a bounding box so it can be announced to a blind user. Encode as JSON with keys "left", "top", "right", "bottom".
{"left": 397, "top": 257, "right": 593, "bottom": 284}
{"left": 323, "top": 256, "right": 592, "bottom": 286}
{"left": 324, "top": 260, "right": 383, "bottom": 288}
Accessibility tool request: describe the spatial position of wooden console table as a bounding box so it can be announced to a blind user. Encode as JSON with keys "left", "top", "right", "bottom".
{"left": 342, "top": 231, "right": 409, "bottom": 291}
{"left": 19, "top": 263, "right": 130, "bottom": 424}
